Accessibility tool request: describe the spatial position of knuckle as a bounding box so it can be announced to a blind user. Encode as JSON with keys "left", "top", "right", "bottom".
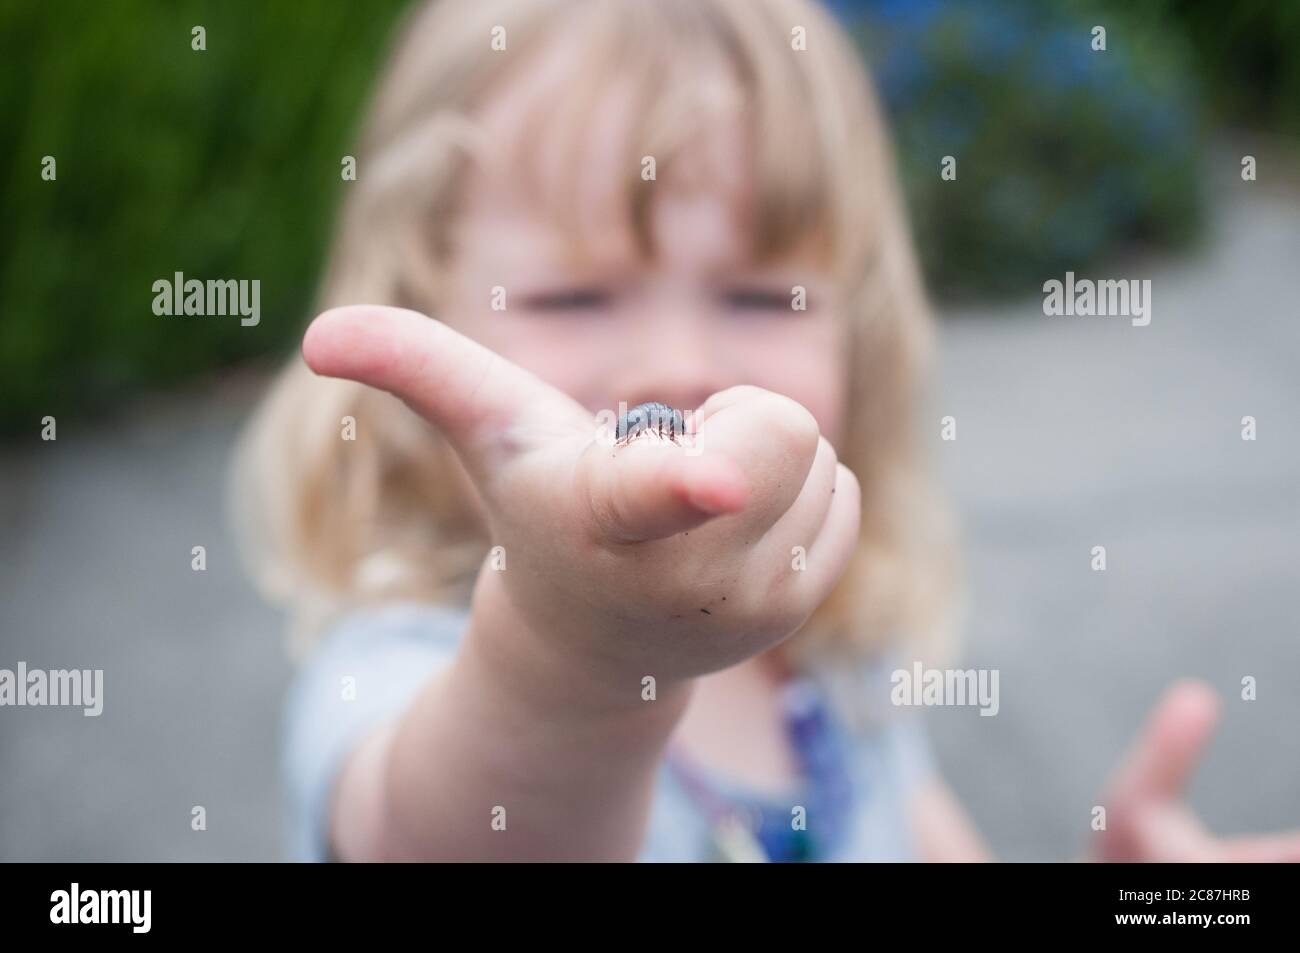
{"left": 697, "top": 384, "right": 762, "bottom": 421}
{"left": 816, "top": 435, "right": 840, "bottom": 473}
{"left": 717, "top": 383, "right": 767, "bottom": 403}
{"left": 835, "top": 460, "right": 860, "bottom": 497}
{"left": 762, "top": 395, "right": 821, "bottom": 461}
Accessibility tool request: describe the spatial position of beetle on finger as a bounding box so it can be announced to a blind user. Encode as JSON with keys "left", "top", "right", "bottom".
{"left": 615, "top": 401, "right": 688, "bottom": 446}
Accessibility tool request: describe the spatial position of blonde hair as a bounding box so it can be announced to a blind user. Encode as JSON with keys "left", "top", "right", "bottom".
{"left": 234, "top": 0, "right": 963, "bottom": 667}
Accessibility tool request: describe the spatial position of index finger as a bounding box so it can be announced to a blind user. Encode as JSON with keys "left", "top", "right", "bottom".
{"left": 302, "top": 305, "right": 589, "bottom": 473}
{"left": 1107, "top": 679, "right": 1221, "bottom": 804}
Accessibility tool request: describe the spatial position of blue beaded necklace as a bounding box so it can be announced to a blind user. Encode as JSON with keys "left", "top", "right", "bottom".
{"left": 664, "top": 674, "right": 858, "bottom": 862}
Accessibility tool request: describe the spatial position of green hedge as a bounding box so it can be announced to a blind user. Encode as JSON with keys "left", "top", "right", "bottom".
{"left": 0, "top": 0, "right": 409, "bottom": 435}
{"left": 1086, "top": 0, "right": 1300, "bottom": 137}
{"left": 855, "top": 0, "right": 1206, "bottom": 299}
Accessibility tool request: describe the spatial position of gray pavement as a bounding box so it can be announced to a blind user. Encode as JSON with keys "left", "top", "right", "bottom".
{"left": 1, "top": 182, "right": 1297, "bottom": 861}
{"left": 928, "top": 178, "right": 1300, "bottom": 859}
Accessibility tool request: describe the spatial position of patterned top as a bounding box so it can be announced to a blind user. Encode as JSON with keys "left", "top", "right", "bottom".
{"left": 282, "top": 602, "right": 936, "bottom": 862}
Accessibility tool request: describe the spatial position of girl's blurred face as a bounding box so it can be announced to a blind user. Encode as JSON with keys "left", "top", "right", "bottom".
{"left": 442, "top": 51, "right": 849, "bottom": 449}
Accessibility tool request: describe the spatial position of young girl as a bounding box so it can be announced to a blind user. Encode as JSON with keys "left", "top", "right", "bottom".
{"left": 236, "top": 0, "right": 1299, "bottom": 862}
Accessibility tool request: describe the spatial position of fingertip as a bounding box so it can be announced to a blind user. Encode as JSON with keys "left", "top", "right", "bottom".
{"left": 684, "top": 478, "right": 748, "bottom": 516}
{"left": 301, "top": 306, "right": 358, "bottom": 376}
{"left": 1169, "top": 678, "right": 1221, "bottom": 727}
{"left": 302, "top": 305, "right": 416, "bottom": 383}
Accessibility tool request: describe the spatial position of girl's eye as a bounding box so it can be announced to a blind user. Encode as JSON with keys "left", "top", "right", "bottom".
{"left": 722, "top": 288, "right": 801, "bottom": 313}
{"left": 521, "top": 288, "right": 611, "bottom": 312}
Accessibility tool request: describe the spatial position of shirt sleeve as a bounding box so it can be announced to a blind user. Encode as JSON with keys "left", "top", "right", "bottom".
{"left": 280, "top": 602, "right": 469, "bottom": 862}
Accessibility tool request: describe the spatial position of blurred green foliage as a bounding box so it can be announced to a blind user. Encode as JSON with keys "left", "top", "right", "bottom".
{"left": 0, "top": 0, "right": 409, "bottom": 435}
{"left": 0, "top": 1, "right": 1294, "bottom": 435}
{"left": 1090, "top": 0, "right": 1300, "bottom": 137}
{"left": 854, "top": 0, "right": 1206, "bottom": 299}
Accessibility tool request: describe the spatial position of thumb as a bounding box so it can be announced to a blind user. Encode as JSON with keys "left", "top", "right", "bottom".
{"left": 577, "top": 437, "right": 750, "bottom": 543}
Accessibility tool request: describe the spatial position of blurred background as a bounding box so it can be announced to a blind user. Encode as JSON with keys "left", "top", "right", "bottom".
{"left": 1, "top": 0, "right": 1297, "bottom": 860}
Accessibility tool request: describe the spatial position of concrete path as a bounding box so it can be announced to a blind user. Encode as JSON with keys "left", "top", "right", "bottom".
{"left": 929, "top": 178, "right": 1300, "bottom": 859}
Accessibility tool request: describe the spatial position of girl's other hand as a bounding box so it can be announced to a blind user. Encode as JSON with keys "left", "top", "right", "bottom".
{"left": 1094, "top": 679, "right": 1300, "bottom": 862}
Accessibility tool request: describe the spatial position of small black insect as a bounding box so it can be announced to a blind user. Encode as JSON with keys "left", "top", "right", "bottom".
{"left": 615, "top": 401, "right": 688, "bottom": 445}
